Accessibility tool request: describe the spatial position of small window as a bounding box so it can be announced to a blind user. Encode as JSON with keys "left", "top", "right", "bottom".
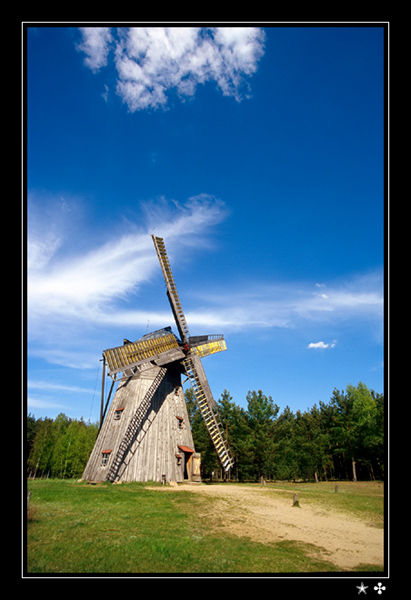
{"left": 114, "top": 407, "right": 124, "bottom": 420}
{"left": 176, "top": 416, "right": 184, "bottom": 429}
{"left": 101, "top": 450, "right": 112, "bottom": 466}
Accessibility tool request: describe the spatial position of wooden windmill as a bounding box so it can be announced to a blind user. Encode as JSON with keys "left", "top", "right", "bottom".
{"left": 82, "top": 235, "right": 234, "bottom": 483}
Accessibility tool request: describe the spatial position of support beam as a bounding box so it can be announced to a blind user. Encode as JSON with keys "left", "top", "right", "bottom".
{"left": 100, "top": 356, "right": 106, "bottom": 429}
{"left": 100, "top": 379, "right": 116, "bottom": 431}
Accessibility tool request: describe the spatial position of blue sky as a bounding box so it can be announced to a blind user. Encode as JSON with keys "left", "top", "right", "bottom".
{"left": 26, "top": 25, "right": 386, "bottom": 422}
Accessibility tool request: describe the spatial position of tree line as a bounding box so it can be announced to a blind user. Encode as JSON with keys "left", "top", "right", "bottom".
{"left": 187, "top": 381, "right": 384, "bottom": 482}
{"left": 27, "top": 414, "right": 99, "bottom": 480}
{"left": 27, "top": 381, "right": 384, "bottom": 481}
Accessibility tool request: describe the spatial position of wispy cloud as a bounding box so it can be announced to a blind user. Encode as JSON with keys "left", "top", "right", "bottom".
{"left": 28, "top": 192, "right": 383, "bottom": 370}
{"left": 28, "top": 381, "right": 96, "bottom": 394}
{"left": 189, "top": 274, "right": 383, "bottom": 332}
{"left": 28, "top": 194, "right": 228, "bottom": 336}
{"left": 28, "top": 398, "right": 68, "bottom": 411}
{"left": 76, "top": 27, "right": 266, "bottom": 110}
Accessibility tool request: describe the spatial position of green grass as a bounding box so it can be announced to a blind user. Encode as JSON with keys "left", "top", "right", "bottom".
{"left": 26, "top": 479, "right": 382, "bottom": 574}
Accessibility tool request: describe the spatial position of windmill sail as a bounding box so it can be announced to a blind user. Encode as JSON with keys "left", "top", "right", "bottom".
{"left": 152, "top": 235, "right": 190, "bottom": 343}
{"left": 152, "top": 234, "right": 234, "bottom": 473}
{"left": 189, "top": 335, "right": 227, "bottom": 359}
{"left": 183, "top": 355, "right": 234, "bottom": 471}
{"left": 103, "top": 329, "right": 185, "bottom": 377}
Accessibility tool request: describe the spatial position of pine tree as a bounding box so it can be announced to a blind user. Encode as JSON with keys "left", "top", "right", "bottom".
{"left": 245, "top": 390, "right": 279, "bottom": 481}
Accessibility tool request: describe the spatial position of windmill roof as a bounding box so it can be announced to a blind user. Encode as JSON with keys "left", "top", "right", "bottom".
{"left": 134, "top": 326, "right": 179, "bottom": 343}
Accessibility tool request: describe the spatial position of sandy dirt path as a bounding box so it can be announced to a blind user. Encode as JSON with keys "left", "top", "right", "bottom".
{"left": 153, "top": 483, "right": 383, "bottom": 570}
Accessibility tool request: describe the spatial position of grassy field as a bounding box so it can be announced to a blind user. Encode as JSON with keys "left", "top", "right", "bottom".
{"left": 26, "top": 479, "right": 383, "bottom": 575}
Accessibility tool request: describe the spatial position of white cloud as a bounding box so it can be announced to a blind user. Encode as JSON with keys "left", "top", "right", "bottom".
{"left": 28, "top": 194, "right": 228, "bottom": 333}
{"left": 28, "top": 232, "right": 62, "bottom": 270}
{"left": 28, "top": 348, "right": 100, "bottom": 370}
{"left": 28, "top": 396, "right": 68, "bottom": 410}
{"left": 192, "top": 274, "right": 383, "bottom": 333}
{"left": 308, "top": 341, "right": 336, "bottom": 350}
{"left": 28, "top": 381, "right": 96, "bottom": 394}
{"left": 76, "top": 27, "right": 113, "bottom": 71}
{"left": 77, "top": 27, "right": 265, "bottom": 110}
{"left": 308, "top": 341, "right": 328, "bottom": 349}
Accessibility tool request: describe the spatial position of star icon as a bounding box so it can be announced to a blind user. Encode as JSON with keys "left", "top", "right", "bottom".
{"left": 356, "top": 582, "right": 368, "bottom": 594}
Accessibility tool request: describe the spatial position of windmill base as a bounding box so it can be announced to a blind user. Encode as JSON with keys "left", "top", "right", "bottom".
{"left": 82, "top": 364, "right": 201, "bottom": 484}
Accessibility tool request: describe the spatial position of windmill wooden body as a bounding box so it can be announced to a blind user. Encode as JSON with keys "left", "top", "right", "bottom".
{"left": 82, "top": 236, "right": 234, "bottom": 483}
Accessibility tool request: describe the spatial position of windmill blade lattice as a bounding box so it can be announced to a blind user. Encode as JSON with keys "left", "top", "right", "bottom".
{"left": 103, "top": 331, "right": 182, "bottom": 377}
{"left": 183, "top": 355, "right": 234, "bottom": 471}
{"left": 152, "top": 235, "right": 190, "bottom": 344}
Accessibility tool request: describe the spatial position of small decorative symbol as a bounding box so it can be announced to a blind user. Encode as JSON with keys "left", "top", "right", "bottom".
{"left": 374, "top": 583, "right": 386, "bottom": 595}
{"left": 357, "top": 582, "right": 368, "bottom": 594}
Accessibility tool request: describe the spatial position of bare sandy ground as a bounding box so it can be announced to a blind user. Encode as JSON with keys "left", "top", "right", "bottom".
{"left": 153, "top": 483, "right": 383, "bottom": 570}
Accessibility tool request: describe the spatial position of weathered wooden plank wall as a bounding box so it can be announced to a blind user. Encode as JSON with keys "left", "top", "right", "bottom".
{"left": 81, "top": 365, "right": 196, "bottom": 483}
